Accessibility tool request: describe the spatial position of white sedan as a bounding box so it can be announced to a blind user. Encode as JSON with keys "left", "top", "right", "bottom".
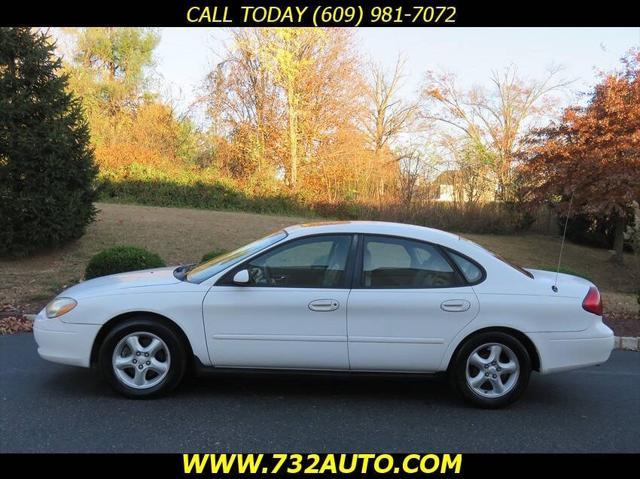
{"left": 34, "top": 221, "right": 614, "bottom": 407}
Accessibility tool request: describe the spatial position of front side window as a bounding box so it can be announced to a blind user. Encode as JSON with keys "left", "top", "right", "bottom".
{"left": 362, "top": 236, "right": 461, "bottom": 288}
{"left": 241, "top": 235, "right": 352, "bottom": 288}
{"left": 187, "top": 230, "right": 287, "bottom": 283}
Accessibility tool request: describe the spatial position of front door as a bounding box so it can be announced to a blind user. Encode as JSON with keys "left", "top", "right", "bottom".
{"left": 202, "top": 234, "right": 354, "bottom": 370}
{"left": 347, "top": 235, "right": 479, "bottom": 372}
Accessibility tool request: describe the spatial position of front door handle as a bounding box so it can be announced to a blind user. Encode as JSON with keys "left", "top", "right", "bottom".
{"left": 441, "top": 299, "right": 471, "bottom": 312}
{"left": 308, "top": 299, "right": 340, "bottom": 312}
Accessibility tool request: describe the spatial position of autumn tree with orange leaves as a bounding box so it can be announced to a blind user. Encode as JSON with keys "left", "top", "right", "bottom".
{"left": 524, "top": 51, "right": 640, "bottom": 264}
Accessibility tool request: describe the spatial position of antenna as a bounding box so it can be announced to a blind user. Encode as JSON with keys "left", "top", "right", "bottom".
{"left": 552, "top": 190, "right": 574, "bottom": 292}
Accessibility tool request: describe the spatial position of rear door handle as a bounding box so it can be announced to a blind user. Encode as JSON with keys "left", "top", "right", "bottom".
{"left": 440, "top": 299, "right": 471, "bottom": 312}
{"left": 308, "top": 299, "right": 340, "bottom": 312}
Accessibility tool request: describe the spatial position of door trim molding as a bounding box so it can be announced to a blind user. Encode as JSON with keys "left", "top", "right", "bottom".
{"left": 349, "top": 336, "right": 445, "bottom": 344}
{"left": 212, "top": 334, "right": 347, "bottom": 342}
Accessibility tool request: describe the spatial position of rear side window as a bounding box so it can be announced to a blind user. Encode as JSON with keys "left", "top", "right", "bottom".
{"left": 448, "top": 251, "right": 484, "bottom": 283}
{"left": 458, "top": 236, "right": 531, "bottom": 279}
{"left": 362, "top": 236, "right": 462, "bottom": 288}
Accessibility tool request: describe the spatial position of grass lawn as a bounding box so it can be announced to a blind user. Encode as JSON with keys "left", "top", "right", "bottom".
{"left": 1, "top": 202, "right": 638, "bottom": 315}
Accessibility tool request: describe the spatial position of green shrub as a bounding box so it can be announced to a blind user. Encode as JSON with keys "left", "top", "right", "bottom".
{"left": 350, "top": 201, "right": 529, "bottom": 235}
{"left": 97, "top": 164, "right": 312, "bottom": 217}
{"left": 0, "top": 28, "right": 97, "bottom": 256}
{"left": 560, "top": 210, "right": 637, "bottom": 251}
{"left": 96, "top": 164, "right": 541, "bottom": 236}
{"left": 560, "top": 213, "right": 615, "bottom": 249}
{"left": 85, "top": 246, "right": 165, "bottom": 279}
{"left": 200, "top": 249, "right": 227, "bottom": 263}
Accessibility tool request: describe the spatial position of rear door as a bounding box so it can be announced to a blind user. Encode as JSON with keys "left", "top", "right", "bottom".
{"left": 347, "top": 234, "right": 479, "bottom": 372}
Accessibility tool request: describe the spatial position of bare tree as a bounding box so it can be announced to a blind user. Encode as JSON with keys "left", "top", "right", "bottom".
{"left": 396, "top": 147, "right": 424, "bottom": 205}
{"left": 422, "top": 65, "right": 570, "bottom": 201}
{"left": 364, "top": 55, "right": 418, "bottom": 154}
{"left": 393, "top": 142, "right": 441, "bottom": 206}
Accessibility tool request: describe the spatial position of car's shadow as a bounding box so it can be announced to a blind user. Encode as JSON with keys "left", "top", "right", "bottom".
{"left": 41, "top": 365, "right": 458, "bottom": 400}
{"left": 183, "top": 371, "right": 456, "bottom": 403}
{"left": 38, "top": 364, "right": 571, "bottom": 411}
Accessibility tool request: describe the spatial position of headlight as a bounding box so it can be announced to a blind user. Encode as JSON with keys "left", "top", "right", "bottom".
{"left": 45, "top": 297, "right": 77, "bottom": 318}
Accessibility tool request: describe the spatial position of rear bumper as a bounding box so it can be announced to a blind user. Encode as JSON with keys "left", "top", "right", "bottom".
{"left": 529, "top": 321, "right": 614, "bottom": 374}
{"left": 33, "top": 309, "right": 100, "bottom": 368}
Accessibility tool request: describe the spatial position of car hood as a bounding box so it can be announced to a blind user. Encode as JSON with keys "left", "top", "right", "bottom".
{"left": 60, "top": 267, "right": 181, "bottom": 298}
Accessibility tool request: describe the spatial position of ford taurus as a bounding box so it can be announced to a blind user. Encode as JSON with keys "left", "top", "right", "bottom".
{"left": 33, "top": 221, "right": 614, "bottom": 407}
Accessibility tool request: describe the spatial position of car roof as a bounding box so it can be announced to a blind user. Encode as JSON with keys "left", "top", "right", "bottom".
{"left": 283, "top": 221, "right": 461, "bottom": 246}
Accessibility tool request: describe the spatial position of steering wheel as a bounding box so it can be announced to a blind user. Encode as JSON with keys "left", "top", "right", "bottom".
{"left": 249, "top": 265, "right": 269, "bottom": 285}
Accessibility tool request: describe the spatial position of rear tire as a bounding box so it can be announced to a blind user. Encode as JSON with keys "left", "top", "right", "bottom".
{"left": 450, "top": 332, "right": 531, "bottom": 408}
{"left": 98, "top": 317, "right": 187, "bottom": 398}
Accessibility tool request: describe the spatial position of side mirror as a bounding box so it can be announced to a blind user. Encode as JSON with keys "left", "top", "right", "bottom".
{"left": 232, "top": 269, "right": 250, "bottom": 285}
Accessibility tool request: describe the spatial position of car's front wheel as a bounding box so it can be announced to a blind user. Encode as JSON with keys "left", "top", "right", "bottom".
{"left": 450, "top": 332, "right": 531, "bottom": 408}
{"left": 98, "top": 317, "right": 188, "bottom": 398}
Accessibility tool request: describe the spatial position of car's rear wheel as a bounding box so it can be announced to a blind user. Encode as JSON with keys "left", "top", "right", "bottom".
{"left": 98, "top": 317, "right": 187, "bottom": 398}
{"left": 450, "top": 332, "right": 531, "bottom": 408}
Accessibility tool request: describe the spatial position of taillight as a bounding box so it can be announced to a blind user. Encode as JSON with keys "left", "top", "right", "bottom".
{"left": 582, "top": 286, "right": 603, "bottom": 316}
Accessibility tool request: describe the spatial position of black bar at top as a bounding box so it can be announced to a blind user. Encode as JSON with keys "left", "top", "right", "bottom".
{"left": 1, "top": 0, "right": 639, "bottom": 27}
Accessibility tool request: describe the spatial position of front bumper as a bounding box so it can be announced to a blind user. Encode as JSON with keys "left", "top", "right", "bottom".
{"left": 33, "top": 309, "right": 101, "bottom": 368}
{"left": 529, "top": 321, "right": 614, "bottom": 374}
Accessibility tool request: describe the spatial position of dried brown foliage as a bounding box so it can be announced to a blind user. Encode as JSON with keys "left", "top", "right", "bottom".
{"left": 523, "top": 50, "right": 640, "bottom": 262}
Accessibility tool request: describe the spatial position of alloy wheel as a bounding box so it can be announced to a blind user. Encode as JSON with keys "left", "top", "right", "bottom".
{"left": 465, "top": 342, "right": 520, "bottom": 398}
{"left": 112, "top": 331, "right": 171, "bottom": 389}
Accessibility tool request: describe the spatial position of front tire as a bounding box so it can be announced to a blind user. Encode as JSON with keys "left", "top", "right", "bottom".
{"left": 98, "top": 317, "right": 188, "bottom": 398}
{"left": 450, "top": 332, "right": 531, "bottom": 408}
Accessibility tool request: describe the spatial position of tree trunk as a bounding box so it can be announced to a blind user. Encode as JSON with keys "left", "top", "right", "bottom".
{"left": 612, "top": 213, "right": 626, "bottom": 265}
{"left": 287, "top": 89, "right": 298, "bottom": 188}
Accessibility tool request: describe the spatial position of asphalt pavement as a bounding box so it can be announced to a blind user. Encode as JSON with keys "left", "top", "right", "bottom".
{"left": 1, "top": 333, "right": 638, "bottom": 453}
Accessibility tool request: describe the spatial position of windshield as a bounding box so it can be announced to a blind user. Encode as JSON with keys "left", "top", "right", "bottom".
{"left": 186, "top": 230, "right": 287, "bottom": 283}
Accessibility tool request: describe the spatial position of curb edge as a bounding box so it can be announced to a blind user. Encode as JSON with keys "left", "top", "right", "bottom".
{"left": 614, "top": 336, "right": 640, "bottom": 351}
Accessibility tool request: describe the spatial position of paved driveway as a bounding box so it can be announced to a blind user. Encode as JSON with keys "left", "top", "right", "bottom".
{"left": 1, "top": 333, "right": 638, "bottom": 452}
